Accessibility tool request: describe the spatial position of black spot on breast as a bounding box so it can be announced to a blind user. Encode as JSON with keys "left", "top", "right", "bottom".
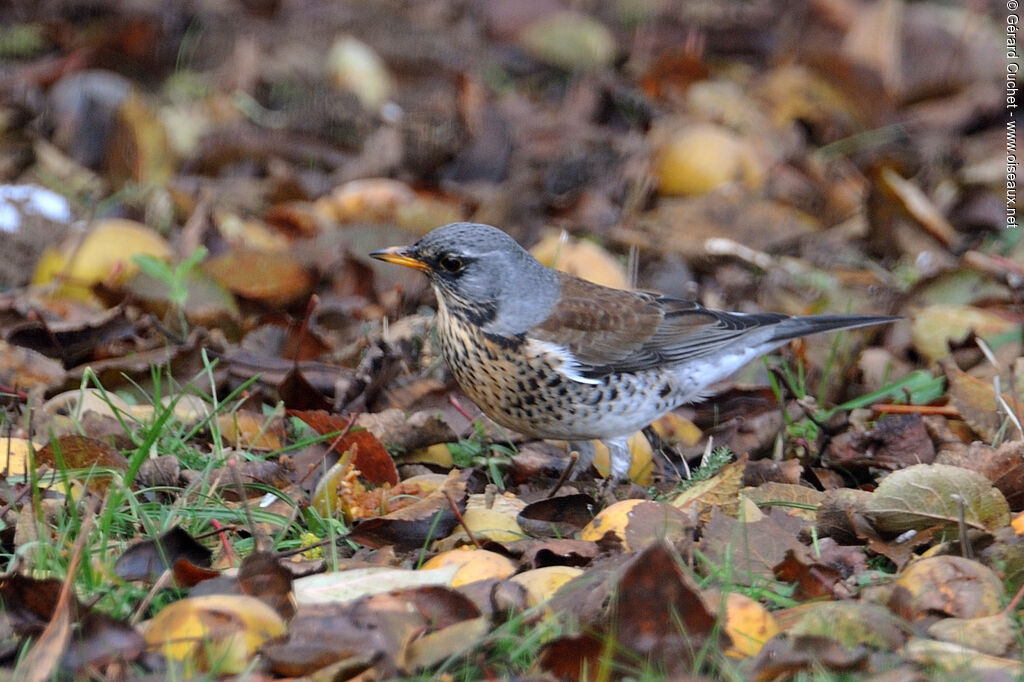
{"left": 482, "top": 330, "right": 522, "bottom": 350}
{"left": 660, "top": 383, "right": 672, "bottom": 398}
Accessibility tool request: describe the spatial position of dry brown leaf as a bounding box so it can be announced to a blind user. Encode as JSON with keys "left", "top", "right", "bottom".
{"left": 942, "top": 360, "right": 1021, "bottom": 441}
{"left": 742, "top": 482, "right": 823, "bottom": 522}
{"left": 204, "top": 248, "right": 314, "bottom": 306}
{"left": 671, "top": 455, "right": 746, "bottom": 520}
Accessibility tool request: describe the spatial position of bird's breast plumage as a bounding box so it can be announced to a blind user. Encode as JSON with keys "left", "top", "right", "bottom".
{"left": 434, "top": 296, "right": 681, "bottom": 440}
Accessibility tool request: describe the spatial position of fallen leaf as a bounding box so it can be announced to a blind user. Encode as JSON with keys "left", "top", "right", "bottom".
{"left": 31, "top": 218, "right": 172, "bottom": 302}
{"left": 143, "top": 594, "right": 287, "bottom": 674}
{"left": 700, "top": 508, "right": 805, "bottom": 585}
{"left": 910, "top": 304, "right": 1019, "bottom": 363}
{"left": 942, "top": 360, "right": 1022, "bottom": 442}
{"left": 609, "top": 541, "right": 728, "bottom": 673}
{"left": 751, "top": 634, "right": 868, "bottom": 679}
{"left": 719, "top": 591, "right": 779, "bottom": 658}
{"left": 864, "top": 463, "right": 1010, "bottom": 534}
{"left": 509, "top": 565, "right": 584, "bottom": 606}
{"left": 580, "top": 499, "right": 694, "bottom": 552}
{"left": 789, "top": 601, "right": 907, "bottom": 650}
{"left": 530, "top": 232, "right": 628, "bottom": 289}
{"left": 825, "top": 413, "right": 936, "bottom": 473}
{"left": 888, "top": 555, "right": 1004, "bottom": 622}
{"left": 517, "top": 493, "right": 596, "bottom": 538}
{"left": 936, "top": 440, "right": 1024, "bottom": 511}
{"left": 115, "top": 526, "right": 212, "bottom": 582}
{"left": 293, "top": 566, "right": 458, "bottom": 605}
{"left": 420, "top": 548, "right": 517, "bottom": 588}
{"left": 346, "top": 468, "right": 471, "bottom": 550}
{"left": 238, "top": 552, "right": 295, "bottom": 620}
{"left": 518, "top": 10, "right": 617, "bottom": 71}
{"left": 671, "top": 455, "right": 747, "bottom": 521}
{"left": 204, "top": 248, "right": 314, "bottom": 307}
{"left": 927, "top": 612, "right": 1017, "bottom": 657}
{"left": 290, "top": 411, "right": 399, "bottom": 485}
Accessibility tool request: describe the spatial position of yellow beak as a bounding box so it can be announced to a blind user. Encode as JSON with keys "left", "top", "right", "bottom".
{"left": 369, "top": 246, "right": 430, "bottom": 272}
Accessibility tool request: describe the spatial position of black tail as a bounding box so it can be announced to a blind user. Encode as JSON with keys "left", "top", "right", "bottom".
{"left": 768, "top": 314, "right": 899, "bottom": 344}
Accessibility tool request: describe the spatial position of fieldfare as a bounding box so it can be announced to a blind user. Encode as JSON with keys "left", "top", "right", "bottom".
{"left": 372, "top": 222, "right": 896, "bottom": 481}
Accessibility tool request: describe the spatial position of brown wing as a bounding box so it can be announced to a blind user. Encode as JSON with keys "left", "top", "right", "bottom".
{"left": 530, "top": 273, "right": 786, "bottom": 377}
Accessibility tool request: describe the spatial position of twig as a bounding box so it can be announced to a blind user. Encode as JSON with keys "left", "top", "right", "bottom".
{"left": 546, "top": 450, "right": 578, "bottom": 498}
{"left": 130, "top": 569, "right": 175, "bottom": 626}
{"left": 444, "top": 490, "right": 480, "bottom": 548}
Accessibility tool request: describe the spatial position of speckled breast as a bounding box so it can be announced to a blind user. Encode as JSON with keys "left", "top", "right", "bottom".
{"left": 435, "top": 313, "right": 677, "bottom": 441}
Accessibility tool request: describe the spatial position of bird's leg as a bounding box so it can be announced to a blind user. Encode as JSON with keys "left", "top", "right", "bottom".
{"left": 603, "top": 437, "right": 632, "bottom": 482}
{"left": 568, "top": 440, "right": 596, "bottom": 479}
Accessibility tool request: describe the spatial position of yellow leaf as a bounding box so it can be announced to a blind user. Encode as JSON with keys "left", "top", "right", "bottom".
{"left": 721, "top": 592, "right": 779, "bottom": 658}
{"left": 143, "top": 595, "right": 286, "bottom": 675}
{"left": 32, "top": 219, "right": 173, "bottom": 302}
{"left": 509, "top": 566, "right": 584, "bottom": 606}
{"left": 0, "top": 438, "right": 37, "bottom": 477}
{"left": 419, "top": 547, "right": 516, "bottom": 587}
{"left": 592, "top": 431, "right": 654, "bottom": 485}
{"left": 530, "top": 233, "right": 628, "bottom": 290}
{"left": 580, "top": 499, "right": 693, "bottom": 551}
{"left": 654, "top": 123, "right": 765, "bottom": 196}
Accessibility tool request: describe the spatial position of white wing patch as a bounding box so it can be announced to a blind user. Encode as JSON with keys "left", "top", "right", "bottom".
{"left": 525, "top": 338, "right": 602, "bottom": 385}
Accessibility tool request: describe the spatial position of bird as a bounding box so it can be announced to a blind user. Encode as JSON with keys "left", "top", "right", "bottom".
{"left": 371, "top": 222, "right": 897, "bottom": 482}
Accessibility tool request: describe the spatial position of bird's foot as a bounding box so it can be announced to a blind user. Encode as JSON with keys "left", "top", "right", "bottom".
{"left": 604, "top": 437, "right": 633, "bottom": 482}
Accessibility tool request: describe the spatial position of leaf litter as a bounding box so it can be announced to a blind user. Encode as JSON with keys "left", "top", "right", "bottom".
{"left": 0, "top": 0, "right": 1021, "bottom": 679}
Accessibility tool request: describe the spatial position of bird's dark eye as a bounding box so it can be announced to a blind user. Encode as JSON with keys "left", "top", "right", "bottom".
{"left": 438, "top": 254, "right": 464, "bottom": 273}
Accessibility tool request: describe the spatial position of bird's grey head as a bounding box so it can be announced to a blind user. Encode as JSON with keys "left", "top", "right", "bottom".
{"left": 387, "top": 222, "right": 559, "bottom": 335}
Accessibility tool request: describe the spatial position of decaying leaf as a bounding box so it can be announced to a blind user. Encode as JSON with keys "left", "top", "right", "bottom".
{"left": 509, "top": 565, "right": 584, "bottom": 608}
{"left": 346, "top": 468, "right": 472, "bottom": 550}
{"left": 751, "top": 634, "right": 869, "bottom": 678}
{"left": 936, "top": 440, "right": 1024, "bottom": 511}
{"left": 530, "top": 232, "right": 628, "bottom": 289}
{"left": 719, "top": 591, "right": 779, "bottom": 658}
{"left": 580, "top": 499, "right": 694, "bottom": 552}
{"left": 789, "top": 601, "right": 907, "bottom": 650}
{"left": 864, "top": 463, "right": 1010, "bottom": 534}
{"left": 204, "top": 248, "right": 314, "bottom": 307}
{"left": 115, "top": 526, "right": 212, "bottom": 582}
{"left": 700, "top": 507, "right": 805, "bottom": 585}
{"left": 264, "top": 586, "right": 481, "bottom": 677}
{"left": 742, "top": 482, "right": 823, "bottom": 522}
{"left": 927, "top": 612, "right": 1017, "bottom": 657}
{"left": 888, "top": 555, "right": 1004, "bottom": 622}
{"left": 539, "top": 541, "right": 726, "bottom": 679}
{"left": 143, "top": 594, "right": 287, "bottom": 674}
{"left": 294, "top": 565, "right": 458, "bottom": 605}
{"left": 942, "top": 360, "right": 1022, "bottom": 441}
{"left": 825, "top": 413, "right": 936, "bottom": 473}
{"left": 671, "top": 455, "right": 747, "bottom": 520}
{"left": 910, "top": 304, "right": 1019, "bottom": 363}
{"left": 517, "top": 493, "right": 596, "bottom": 538}
{"left": 420, "top": 548, "right": 516, "bottom": 588}
{"left": 290, "top": 410, "right": 399, "bottom": 485}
